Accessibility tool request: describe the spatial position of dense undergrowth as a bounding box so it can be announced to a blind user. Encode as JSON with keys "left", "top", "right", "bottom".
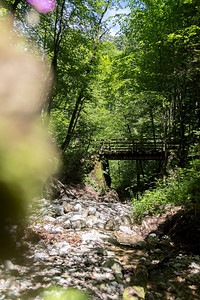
{"left": 132, "top": 159, "right": 200, "bottom": 222}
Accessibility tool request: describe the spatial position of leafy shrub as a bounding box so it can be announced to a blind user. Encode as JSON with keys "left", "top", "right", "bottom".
{"left": 132, "top": 159, "right": 200, "bottom": 221}
{"left": 61, "top": 150, "right": 86, "bottom": 184}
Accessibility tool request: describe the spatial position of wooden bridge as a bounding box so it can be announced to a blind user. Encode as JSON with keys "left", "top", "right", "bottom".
{"left": 94, "top": 138, "right": 179, "bottom": 160}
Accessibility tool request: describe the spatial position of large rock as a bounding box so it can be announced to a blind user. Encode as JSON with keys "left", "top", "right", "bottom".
{"left": 123, "top": 264, "right": 148, "bottom": 300}
{"left": 114, "top": 232, "right": 145, "bottom": 248}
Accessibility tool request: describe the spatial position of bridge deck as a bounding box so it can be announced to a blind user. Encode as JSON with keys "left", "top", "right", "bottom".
{"left": 94, "top": 138, "right": 179, "bottom": 160}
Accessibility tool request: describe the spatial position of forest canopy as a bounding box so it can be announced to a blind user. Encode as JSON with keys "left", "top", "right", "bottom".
{"left": 1, "top": 0, "right": 200, "bottom": 197}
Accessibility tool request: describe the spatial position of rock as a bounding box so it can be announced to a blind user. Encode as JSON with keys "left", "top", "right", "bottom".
{"left": 123, "top": 264, "right": 148, "bottom": 299}
{"left": 123, "top": 286, "right": 145, "bottom": 299}
{"left": 43, "top": 216, "right": 56, "bottom": 222}
{"left": 70, "top": 215, "right": 85, "bottom": 222}
{"left": 103, "top": 257, "right": 122, "bottom": 274}
{"left": 119, "top": 226, "right": 134, "bottom": 234}
{"left": 82, "top": 229, "right": 103, "bottom": 242}
{"left": 82, "top": 209, "right": 89, "bottom": 217}
{"left": 120, "top": 215, "right": 132, "bottom": 226}
{"left": 62, "top": 195, "right": 72, "bottom": 201}
{"left": 74, "top": 203, "right": 82, "bottom": 212}
{"left": 86, "top": 215, "right": 97, "bottom": 227}
{"left": 99, "top": 213, "right": 108, "bottom": 221}
{"left": 88, "top": 206, "right": 96, "bottom": 215}
{"left": 147, "top": 233, "right": 158, "bottom": 249}
{"left": 135, "top": 241, "right": 146, "bottom": 249}
{"left": 55, "top": 215, "right": 70, "bottom": 223}
{"left": 4, "top": 260, "right": 19, "bottom": 276}
{"left": 54, "top": 206, "right": 64, "bottom": 216}
{"left": 112, "top": 262, "right": 123, "bottom": 274}
{"left": 114, "top": 232, "right": 144, "bottom": 247}
{"left": 52, "top": 242, "right": 71, "bottom": 256}
{"left": 34, "top": 252, "right": 49, "bottom": 261}
{"left": 95, "top": 221, "right": 105, "bottom": 229}
{"left": 4, "top": 260, "right": 16, "bottom": 271}
{"left": 71, "top": 219, "right": 86, "bottom": 230}
{"left": 111, "top": 262, "right": 123, "bottom": 282}
{"left": 63, "top": 219, "right": 71, "bottom": 229}
{"left": 63, "top": 203, "right": 73, "bottom": 213}
{"left": 105, "top": 219, "right": 120, "bottom": 231}
{"left": 133, "top": 264, "right": 148, "bottom": 289}
{"left": 42, "top": 287, "right": 89, "bottom": 300}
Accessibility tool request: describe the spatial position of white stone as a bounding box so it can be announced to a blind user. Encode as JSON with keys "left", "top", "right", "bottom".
{"left": 43, "top": 216, "right": 56, "bottom": 222}
{"left": 60, "top": 245, "right": 71, "bottom": 256}
{"left": 81, "top": 229, "right": 102, "bottom": 242}
{"left": 34, "top": 252, "right": 49, "bottom": 261}
{"left": 119, "top": 225, "right": 134, "bottom": 234}
{"left": 99, "top": 214, "right": 108, "bottom": 220}
{"left": 70, "top": 215, "right": 85, "bottom": 221}
{"left": 63, "top": 220, "right": 71, "bottom": 229}
{"left": 53, "top": 242, "right": 70, "bottom": 250}
{"left": 88, "top": 206, "right": 96, "bottom": 215}
{"left": 74, "top": 203, "right": 82, "bottom": 211}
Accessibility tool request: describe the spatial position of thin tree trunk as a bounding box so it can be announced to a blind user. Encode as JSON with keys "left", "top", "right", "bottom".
{"left": 61, "top": 3, "right": 110, "bottom": 151}
{"left": 136, "top": 160, "right": 140, "bottom": 191}
{"left": 149, "top": 108, "right": 156, "bottom": 148}
{"left": 42, "top": 0, "right": 66, "bottom": 116}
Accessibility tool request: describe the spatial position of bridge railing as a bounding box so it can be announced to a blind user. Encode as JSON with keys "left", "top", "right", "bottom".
{"left": 94, "top": 138, "right": 179, "bottom": 154}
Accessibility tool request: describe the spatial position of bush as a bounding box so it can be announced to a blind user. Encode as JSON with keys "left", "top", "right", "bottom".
{"left": 132, "top": 159, "right": 200, "bottom": 221}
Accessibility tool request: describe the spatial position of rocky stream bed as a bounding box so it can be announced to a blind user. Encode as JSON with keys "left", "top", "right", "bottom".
{"left": 1, "top": 185, "right": 200, "bottom": 299}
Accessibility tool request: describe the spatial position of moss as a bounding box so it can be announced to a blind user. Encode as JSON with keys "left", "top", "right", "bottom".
{"left": 123, "top": 286, "right": 145, "bottom": 300}
{"left": 89, "top": 160, "right": 107, "bottom": 190}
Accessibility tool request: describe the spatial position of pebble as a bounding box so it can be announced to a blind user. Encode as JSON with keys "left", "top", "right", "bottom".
{"left": 0, "top": 195, "right": 200, "bottom": 300}
{"left": 54, "top": 206, "right": 64, "bottom": 216}
{"left": 74, "top": 203, "right": 82, "bottom": 212}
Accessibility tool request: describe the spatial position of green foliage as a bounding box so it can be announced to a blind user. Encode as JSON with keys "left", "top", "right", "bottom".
{"left": 61, "top": 149, "right": 87, "bottom": 184}
{"left": 8, "top": 0, "right": 200, "bottom": 194}
{"left": 84, "top": 175, "right": 99, "bottom": 191}
{"left": 132, "top": 159, "right": 200, "bottom": 221}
